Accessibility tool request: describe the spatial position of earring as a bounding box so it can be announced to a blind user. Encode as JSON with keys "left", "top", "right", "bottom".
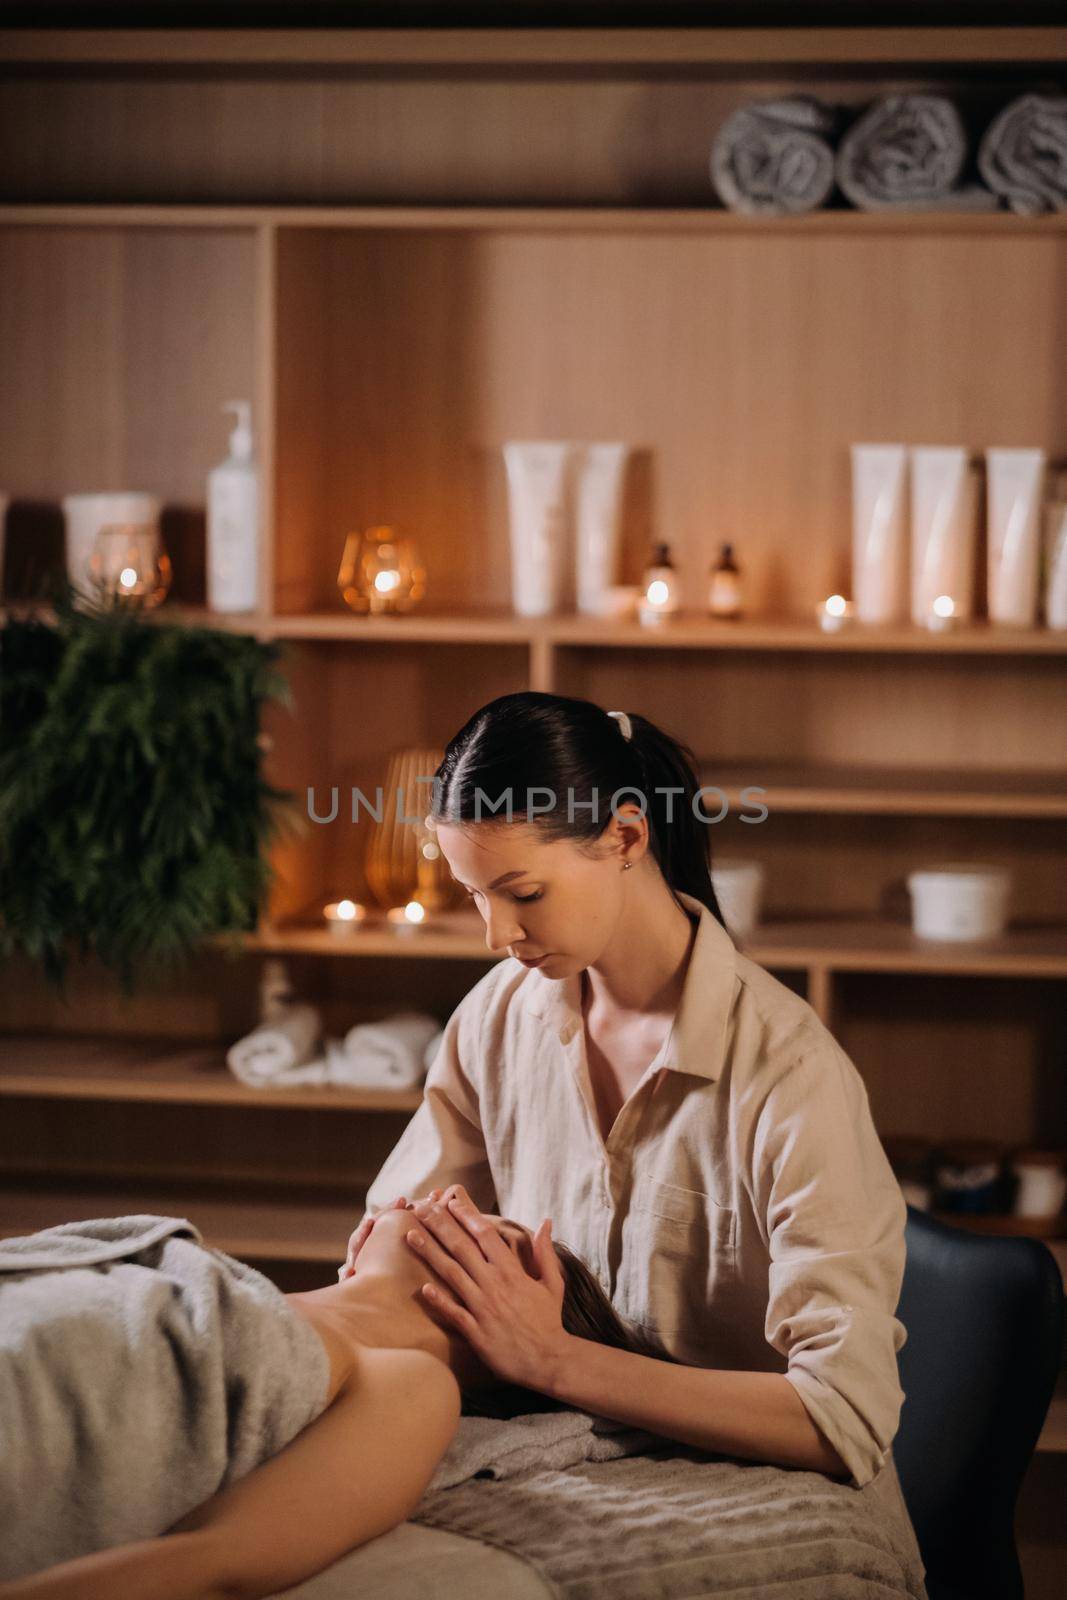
{"left": 621, "top": 862, "right": 633, "bottom": 871}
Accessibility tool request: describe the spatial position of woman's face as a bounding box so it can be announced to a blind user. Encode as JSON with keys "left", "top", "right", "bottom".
{"left": 434, "top": 817, "right": 642, "bottom": 978}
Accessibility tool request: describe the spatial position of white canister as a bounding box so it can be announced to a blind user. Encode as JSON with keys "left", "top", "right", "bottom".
{"left": 1009, "top": 1147, "right": 1067, "bottom": 1220}
{"left": 0, "top": 493, "right": 8, "bottom": 601}
{"left": 62, "top": 493, "right": 162, "bottom": 601}
{"left": 907, "top": 863, "right": 1011, "bottom": 942}
{"left": 710, "top": 858, "right": 764, "bottom": 942}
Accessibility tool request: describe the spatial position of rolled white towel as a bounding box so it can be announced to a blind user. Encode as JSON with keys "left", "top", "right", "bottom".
{"left": 331, "top": 1011, "right": 443, "bottom": 1090}
{"left": 226, "top": 1003, "right": 323, "bottom": 1088}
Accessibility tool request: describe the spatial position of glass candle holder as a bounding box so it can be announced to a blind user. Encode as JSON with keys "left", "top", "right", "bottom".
{"left": 338, "top": 525, "right": 426, "bottom": 616}
{"left": 87, "top": 522, "right": 172, "bottom": 607}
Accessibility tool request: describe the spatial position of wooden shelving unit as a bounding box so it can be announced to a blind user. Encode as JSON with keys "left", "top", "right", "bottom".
{"left": 0, "top": 27, "right": 1064, "bottom": 1329}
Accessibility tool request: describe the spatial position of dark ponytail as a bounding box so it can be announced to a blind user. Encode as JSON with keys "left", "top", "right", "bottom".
{"left": 431, "top": 690, "right": 728, "bottom": 931}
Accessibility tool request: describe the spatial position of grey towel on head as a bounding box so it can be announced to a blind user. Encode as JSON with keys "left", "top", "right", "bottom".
{"left": 0, "top": 1214, "right": 331, "bottom": 1581}
{"left": 710, "top": 96, "right": 838, "bottom": 215}
{"left": 836, "top": 93, "right": 997, "bottom": 213}
{"left": 413, "top": 1407, "right": 928, "bottom": 1599}
{"left": 978, "top": 93, "right": 1067, "bottom": 215}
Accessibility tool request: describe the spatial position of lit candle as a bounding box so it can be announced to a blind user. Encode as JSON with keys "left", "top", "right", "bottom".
{"left": 637, "top": 541, "right": 680, "bottom": 626}
{"left": 323, "top": 898, "right": 367, "bottom": 936}
{"left": 925, "top": 594, "right": 957, "bottom": 632}
{"left": 387, "top": 901, "right": 429, "bottom": 935}
{"left": 816, "top": 594, "right": 854, "bottom": 632}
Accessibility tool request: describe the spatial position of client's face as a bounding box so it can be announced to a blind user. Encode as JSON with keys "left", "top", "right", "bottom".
{"left": 351, "top": 1204, "right": 538, "bottom": 1391}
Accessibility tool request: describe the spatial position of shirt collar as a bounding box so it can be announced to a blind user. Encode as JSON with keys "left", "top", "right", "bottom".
{"left": 522, "top": 889, "right": 736, "bottom": 1082}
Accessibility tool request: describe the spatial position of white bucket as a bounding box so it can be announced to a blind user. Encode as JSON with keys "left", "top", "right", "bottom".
{"left": 61, "top": 492, "right": 162, "bottom": 599}
{"left": 711, "top": 858, "right": 764, "bottom": 942}
{"left": 906, "top": 863, "right": 1012, "bottom": 942}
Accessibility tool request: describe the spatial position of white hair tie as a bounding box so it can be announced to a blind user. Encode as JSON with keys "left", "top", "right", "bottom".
{"left": 607, "top": 710, "right": 633, "bottom": 742}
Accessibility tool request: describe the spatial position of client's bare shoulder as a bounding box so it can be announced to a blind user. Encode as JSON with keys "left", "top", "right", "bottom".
{"left": 331, "top": 1344, "right": 462, "bottom": 1494}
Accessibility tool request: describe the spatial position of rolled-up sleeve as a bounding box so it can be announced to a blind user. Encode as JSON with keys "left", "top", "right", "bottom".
{"left": 753, "top": 1032, "right": 908, "bottom": 1489}
{"left": 363, "top": 988, "right": 496, "bottom": 1219}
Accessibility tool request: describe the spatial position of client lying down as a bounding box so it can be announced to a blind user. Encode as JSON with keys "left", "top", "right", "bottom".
{"left": 0, "top": 1184, "right": 674, "bottom": 1599}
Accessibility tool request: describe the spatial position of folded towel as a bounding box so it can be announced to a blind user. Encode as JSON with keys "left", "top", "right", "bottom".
{"left": 0, "top": 1215, "right": 330, "bottom": 1580}
{"left": 710, "top": 96, "right": 838, "bottom": 215}
{"left": 978, "top": 92, "right": 1067, "bottom": 215}
{"left": 836, "top": 93, "right": 997, "bottom": 213}
{"left": 225, "top": 1001, "right": 323, "bottom": 1087}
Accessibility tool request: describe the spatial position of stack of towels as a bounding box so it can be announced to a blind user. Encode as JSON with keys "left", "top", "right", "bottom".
{"left": 711, "top": 89, "right": 1067, "bottom": 215}
{"left": 226, "top": 1005, "right": 443, "bottom": 1091}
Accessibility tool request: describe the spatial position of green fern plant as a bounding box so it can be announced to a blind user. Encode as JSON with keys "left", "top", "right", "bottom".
{"left": 0, "top": 580, "right": 304, "bottom": 996}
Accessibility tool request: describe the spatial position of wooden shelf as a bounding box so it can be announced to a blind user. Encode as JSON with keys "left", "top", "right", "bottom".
{"left": 248, "top": 912, "right": 495, "bottom": 961}
{"left": 0, "top": 1180, "right": 363, "bottom": 1266}
{"left": 238, "top": 915, "right": 1067, "bottom": 980}
{"left": 708, "top": 763, "right": 1067, "bottom": 819}
{"left": 0, "top": 1035, "right": 423, "bottom": 1114}
{"left": 2, "top": 26, "right": 1064, "bottom": 69}
{"left": 745, "top": 918, "right": 1067, "bottom": 978}
{"left": 8, "top": 600, "right": 1067, "bottom": 658}
{"left": 266, "top": 608, "right": 535, "bottom": 645}
{"left": 6, "top": 204, "right": 1067, "bottom": 238}
{"left": 544, "top": 613, "right": 1067, "bottom": 655}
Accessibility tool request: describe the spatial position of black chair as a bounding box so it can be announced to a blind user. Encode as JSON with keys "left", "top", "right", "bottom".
{"left": 893, "top": 1206, "right": 1064, "bottom": 1600}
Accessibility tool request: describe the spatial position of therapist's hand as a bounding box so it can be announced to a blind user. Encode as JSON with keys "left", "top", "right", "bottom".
{"left": 338, "top": 1189, "right": 445, "bottom": 1281}
{"left": 403, "top": 1183, "right": 569, "bottom": 1393}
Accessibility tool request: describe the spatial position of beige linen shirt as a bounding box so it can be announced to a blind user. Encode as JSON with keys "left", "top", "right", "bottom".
{"left": 363, "top": 889, "right": 909, "bottom": 1492}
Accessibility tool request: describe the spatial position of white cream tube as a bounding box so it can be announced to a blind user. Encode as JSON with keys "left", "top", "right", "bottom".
{"left": 1044, "top": 501, "right": 1067, "bottom": 630}
{"left": 851, "top": 444, "right": 908, "bottom": 623}
{"left": 985, "top": 447, "right": 1046, "bottom": 626}
{"left": 909, "top": 447, "right": 977, "bottom": 625}
{"left": 503, "top": 442, "right": 572, "bottom": 617}
{"left": 574, "top": 443, "right": 628, "bottom": 616}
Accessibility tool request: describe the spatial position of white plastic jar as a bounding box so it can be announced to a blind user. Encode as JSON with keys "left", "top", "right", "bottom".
{"left": 711, "top": 858, "right": 765, "bottom": 942}
{"left": 906, "top": 863, "right": 1011, "bottom": 942}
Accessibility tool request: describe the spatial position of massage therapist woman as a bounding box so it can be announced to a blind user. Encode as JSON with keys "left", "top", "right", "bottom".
{"left": 343, "top": 690, "right": 920, "bottom": 1533}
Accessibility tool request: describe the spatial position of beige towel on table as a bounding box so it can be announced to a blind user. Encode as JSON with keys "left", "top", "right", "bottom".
{"left": 411, "top": 1408, "right": 928, "bottom": 1600}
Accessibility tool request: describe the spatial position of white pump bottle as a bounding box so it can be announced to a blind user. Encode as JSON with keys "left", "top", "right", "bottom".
{"left": 207, "top": 400, "right": 259, "bottom": 613}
